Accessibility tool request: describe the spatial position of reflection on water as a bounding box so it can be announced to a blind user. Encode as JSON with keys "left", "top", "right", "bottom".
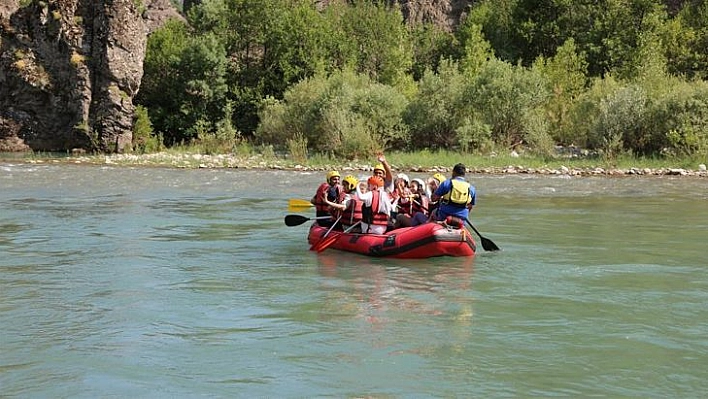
{"left": 315, "top": 254, "right": 475, "bottom": 332}
{"left": 1, "top": 163, "right": 707, "bottom": 397}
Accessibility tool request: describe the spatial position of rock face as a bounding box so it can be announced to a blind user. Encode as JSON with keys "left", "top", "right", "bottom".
{"left": 398, "top": 0, "right": 473, "bottom": 31}
{"left": 0, "top": 0, "right": 177, "bottom": 153}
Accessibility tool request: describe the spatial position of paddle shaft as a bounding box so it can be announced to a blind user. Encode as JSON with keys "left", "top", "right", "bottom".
{"left": 315, "top": 221, "right": 362, "bottom": 253}
{"left": 310, "top": 215, "right": 343, "bottom": 251}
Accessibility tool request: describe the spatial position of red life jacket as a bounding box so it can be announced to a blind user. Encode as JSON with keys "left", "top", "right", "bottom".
{"left": 363, "top": 191, "right": 389, "bottom": 226}
{"left": 313, "top": 183, "right": 342, "bottom": 216}
{"left": 342, "top": 198, "right": 363, "bottom": 225}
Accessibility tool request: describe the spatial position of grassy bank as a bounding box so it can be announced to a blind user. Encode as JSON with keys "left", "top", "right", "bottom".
{"left": 4, "top": 148, "right": 707, "bottom": 177}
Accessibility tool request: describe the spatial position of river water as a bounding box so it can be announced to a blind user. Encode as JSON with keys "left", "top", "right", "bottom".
{"left": 1, "top": 163, "right": 706, "bottom": 398}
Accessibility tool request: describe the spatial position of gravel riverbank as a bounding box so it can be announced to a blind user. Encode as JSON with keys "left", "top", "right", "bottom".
{"left": 11, "top": 152, "right": 708, "bottom": 178}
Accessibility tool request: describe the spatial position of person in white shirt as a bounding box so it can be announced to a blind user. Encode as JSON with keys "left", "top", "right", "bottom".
{"left": 356, "top": 176, "right": 393, "bottom": 234}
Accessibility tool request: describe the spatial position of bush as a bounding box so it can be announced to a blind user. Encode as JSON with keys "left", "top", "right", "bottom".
{"left": 287, "top": 133, "right": 308, "bottom": 163}
{"left": 645, "top": 80, "right": 708, "bottom": 158}
{"left": 566, "top": 75, "right": 623, "bottom": 148}
{"left": 132, "top": 105, "right": 162, "bottom": 153}
{"left": 404, "top": 60, "right": 467, "bottom": 150}
{"left": 588, "top": 85, "right": 648, "bottom": 159}
{"left": 463, "top": 59, "right": 550, "bottom": 148}
{"left": 255, "top": 69, "right": 408, "bottom": 159}
{"left": 455, "top": 117, "right": 493, "bottom": 154}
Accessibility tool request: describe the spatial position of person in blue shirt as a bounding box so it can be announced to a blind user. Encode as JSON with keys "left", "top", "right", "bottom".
{"left": 431, "top": 163, "right": 476, "bottom": 221}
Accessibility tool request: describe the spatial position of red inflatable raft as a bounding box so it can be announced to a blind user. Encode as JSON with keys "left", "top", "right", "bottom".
{"left": 307, "top": 222, "right": 476, "bottom": 259}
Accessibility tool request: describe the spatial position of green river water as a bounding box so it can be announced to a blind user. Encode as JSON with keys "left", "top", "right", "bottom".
{"left": 1, "top": 163, "right": 706, "bottom": 398}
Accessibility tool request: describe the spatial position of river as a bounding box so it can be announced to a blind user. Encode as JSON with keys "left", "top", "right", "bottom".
{"left": 1, "top": 163, "right": 706, "bottom": 397}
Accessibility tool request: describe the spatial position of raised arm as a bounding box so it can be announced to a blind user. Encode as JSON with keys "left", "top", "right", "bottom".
{"left": 377, "top": 152, "right": 394, "bottom": 191}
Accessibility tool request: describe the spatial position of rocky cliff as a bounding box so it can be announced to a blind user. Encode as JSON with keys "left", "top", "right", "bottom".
{"left": 0, "top": 0, "right": 180, "bottom": 153}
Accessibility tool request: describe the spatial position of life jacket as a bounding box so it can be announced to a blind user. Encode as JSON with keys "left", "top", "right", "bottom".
{"left": 313, "top": 183, "right": 342, "bottom": 216}
{"left": 362, "top": 190, "right": 389, "bottom": 226}
{"left": 341, "top": 197, "right": 363, "bottom": 225}
{"left": 441, "top": 179, "right": 471, "bottom": 208}
{"left": 410, "top": 194, "right": 427, "bottom": 216}
{"left": 392, "top": 188, "right": 413, "bottom": 216}
{"left": 398, "top": 200, "right": 413, "bottom": 216}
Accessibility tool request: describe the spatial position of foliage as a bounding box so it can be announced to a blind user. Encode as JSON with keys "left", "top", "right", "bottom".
{"left": 457, "top": 22, "right": 495, "bottom": 76}
{"left": 132, "top": 105, "right": 162, "bottom": 154}
{"left": 409, "top": 23, "right": 456, "bottom": 80}
{"left": 334, "top": 1, "right": 413, "bottom": 88}
{"left": 532, "top": 38, "right": 588, "bottom": 145}
{"left": 136, "top": 18, "right": 230, "bottom": 145}
{"left": 404, "top": 60, "right": 467, "bottom": 150}
{"left": 566, "top": 75, "right": 623, "bottom": 148}
{"left": 645, "top": 81, "right": 708, "bottom": 158}
{"left": 661, "top": 2, "right": 708, "bottom": 80}
{"left": 134, "top": 0, "right": 708, "bottom": 160}
{"left": 287, "top": 133, "right": 308, "bottom": 164}
{"left": 463, "top": 59, "right": 551, "bottom": 148}
{"left": 256, "top": 69, "right": 409, "bottom": 159}
{"left": 464, "top": 0, "right": 517, "bottom": 62}
{"left": 588, "top": 85, "right": 648, "bottom": 159}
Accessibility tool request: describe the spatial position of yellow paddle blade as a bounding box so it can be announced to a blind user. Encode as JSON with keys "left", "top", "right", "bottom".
{"left": 288, "top": 198, "right": 314, "bottom": 212}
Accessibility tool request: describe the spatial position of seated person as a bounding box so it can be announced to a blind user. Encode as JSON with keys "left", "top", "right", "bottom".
{"left": 431, "top": 163, "right": 476, "bottom": 222}
{"left": 311, "top": 170, "right": 344, "bottom": 227}
{"left": 357, "top": 176, "right": 393, "bottom": 234}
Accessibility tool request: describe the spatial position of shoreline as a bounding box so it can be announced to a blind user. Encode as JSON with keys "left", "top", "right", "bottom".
{"left": 4, "top": 152, "right": 708, "bottom": 178}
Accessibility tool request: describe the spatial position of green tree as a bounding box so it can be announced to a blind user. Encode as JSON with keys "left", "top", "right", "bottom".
{"left": 464, "top": 0, "right": 518, "bottom": 62}
{"left": 532, "top": 38, "right": 588, "bottom": 145}
{"left": 457, "top": 22, "right": 495, "bottom": 76}
{"left": 645, "top": 81, "right": 708, "bottom": 158}
{"left": 409, "top": 23, "right": 456, "bottom": 80}
{"left": 136, "top": 20, "right": 191, "bottom": 143}
{"left": 662, "top": 2, "right": 708, "bottom": 79}
{"left": 335, "top": 1, "right": 413, "bottom": 88}
{"left": 136, "top": 16, "right": 229, "bottom": 145}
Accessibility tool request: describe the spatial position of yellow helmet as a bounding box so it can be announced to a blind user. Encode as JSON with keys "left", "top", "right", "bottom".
{"left": 326, "top": 170, "right": 340, "bottom": 182}
{"left": 373, "top": 163, "right": 385, "bottom": 173}
{"left": 343, "top": 175, "right": 358, "bottom": 189}
{"left": 433, "top": 173, "right": 446, "bottom": 183}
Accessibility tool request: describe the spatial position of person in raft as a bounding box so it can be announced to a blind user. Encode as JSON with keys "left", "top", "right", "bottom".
{"left": 394, "top": 177, "right": 430, "bottom": 228}
{"left": 430, "top": 163, "right": 476, "bottom": 223}
{"left": 356, "top": 175, "right": 394, "bottom": 234}
{"left": 323, "top": 175, "right": 362, "bottom": 232}
{"left": 372, "top": 152, "right": 395, "bottom": 193}
{"left": 311, "top": 170, "right": 344, "bottom": 227}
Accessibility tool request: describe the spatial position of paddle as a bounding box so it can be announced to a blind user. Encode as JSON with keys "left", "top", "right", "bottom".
{"left": 284, "top": 214, "right": 332, "bottom": 227}
{"left": 288, "top": 198, "right": 315, "bottom": 212}
{"left": 310, "top": 215, "right": 342, "bottom": 251}
{"left": 314, "top": 221, "right": 361, "bottom": 253}
{"left": 464, "top": 218, "right": 500, "bottom": 251}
